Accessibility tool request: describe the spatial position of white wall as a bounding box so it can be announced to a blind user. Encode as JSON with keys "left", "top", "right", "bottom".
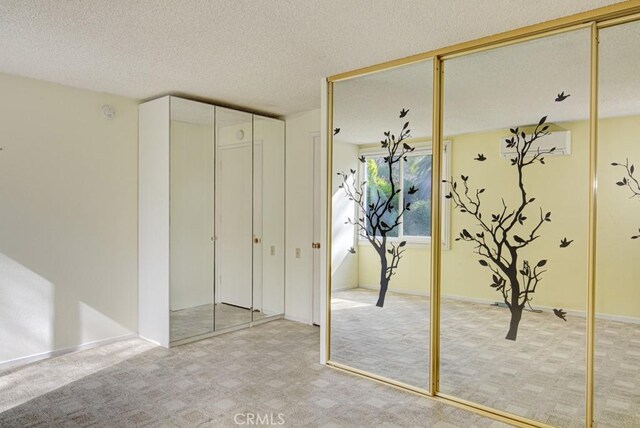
{"left": 0, "top": 73, "right": 138, "bottom": 364}
{"left": 254, "top": 117, "right": 286, "bottom": 316}
{"left": 284, "top": 109, "right": 320, "bottom": 324}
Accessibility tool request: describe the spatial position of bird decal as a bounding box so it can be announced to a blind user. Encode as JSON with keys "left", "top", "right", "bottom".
{"left": 555, "top": 91, "right": 570, "bottom": 102}
{"left": 358, "top": 155, "right": 366, "bottom": 163}
{"left": 553, "top": 308, "right": 567, "bottom": 321}
{"left": 347, "top": 247, "right": 356, "bottom": 254}
{"left": 474, "top": 153, "right": 487, "bottom": 162}
{"left": 333, "top": 128, "right": 340, "bottom": 135}
{"left": 559, "top": 237, "right": 573, "bottom": 248}
{"left": 407, "top": 185, "right": 418, "bottom": 195}
{"left": 350, "top": 168, "right": 356, "bottom": 175}
{"left": 399, "top": 108, "right": 409, "bottom": 118}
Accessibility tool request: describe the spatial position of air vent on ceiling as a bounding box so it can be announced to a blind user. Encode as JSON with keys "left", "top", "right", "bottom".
{"left": 499, "top": 130, "right": 571, "bottom": 159}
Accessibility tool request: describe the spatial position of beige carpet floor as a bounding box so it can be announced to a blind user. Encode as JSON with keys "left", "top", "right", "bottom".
{"left": 331, "top": 288, "right": 640, "bottom": 428}
{"left": 0, "top": 320, "right": 508, "bottom": 427}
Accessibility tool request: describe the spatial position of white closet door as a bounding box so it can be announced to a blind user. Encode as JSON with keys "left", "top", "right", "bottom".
{"left": 217, "top": 144, "right": 253, "bottom": 309}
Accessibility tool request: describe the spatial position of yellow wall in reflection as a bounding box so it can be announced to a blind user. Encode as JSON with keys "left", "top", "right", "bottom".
{"left": 595, "top": 116, "right": 640, "bottom": 319}
{"left": 355, "top": 115, "right": 639, "bottom": 319}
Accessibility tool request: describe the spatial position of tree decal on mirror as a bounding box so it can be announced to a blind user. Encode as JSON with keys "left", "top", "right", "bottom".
{"left": 445, "top": 104, "right": 566, "bottom": 341}
{"left": 612, "top": 158, "right": 640, "bottom": 239}
{"left": 337, "top": 109, "right": 417, "bottom": 307}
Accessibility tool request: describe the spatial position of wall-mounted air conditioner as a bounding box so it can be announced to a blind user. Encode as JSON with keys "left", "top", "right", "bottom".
{"left": 499, "top": 130, "right": 571, "bottom": 159}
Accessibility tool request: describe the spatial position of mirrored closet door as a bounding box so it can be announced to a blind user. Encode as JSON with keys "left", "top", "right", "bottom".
{"left": 215, "top": 107, "right": 254, "bottom": 330}
{"left": 169, "top": 98, "right": 215, "bottom": 342}
{"left": 440, "top": 28, "right": 591, "bottom": 427}
{"left": 595, "top": 19, "right": 640, "bottom": 427}
{"left": 138, "top": 96, "right": 285, "bottom": 348}
{"left": 330, "top": 59, "right": 434, "bottom": 390}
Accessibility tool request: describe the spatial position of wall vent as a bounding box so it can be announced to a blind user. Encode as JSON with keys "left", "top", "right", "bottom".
{"left": 499, "top": 130, "right": 571, "bottom": 159}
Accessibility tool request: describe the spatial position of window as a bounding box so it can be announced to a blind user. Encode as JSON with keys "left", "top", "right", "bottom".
{"left": 359, "top": 144, "right": 449, "bottom": 245}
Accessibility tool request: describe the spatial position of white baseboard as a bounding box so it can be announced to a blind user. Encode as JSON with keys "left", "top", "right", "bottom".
{"left": 596, "top": 312, "right": 640, "bottom": 324}
{"left": 332, "top": 284, "right": 357, "bottom": 292}
{"left": 441, "top": 293, "right": 494, "bottom": 306}
{"left": 284, "top": 313, "right": 312, "bottom": 325}
{"left": 138, "top": 335, "right": 164, "bottom": 347}
{"left": 0, "top": 333, "right": 137, "bottom": 370}
{"left": 441, "top": 293, "right": 640, "bottom": 325}
{"left": 358, "top": 284, "right": 429, "bottom": 297}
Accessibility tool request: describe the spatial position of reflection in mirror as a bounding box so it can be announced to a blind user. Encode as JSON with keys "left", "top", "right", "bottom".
{"left": 440, "top": 29, "right": 590, "bottom": 426}
{"left": 330, "top": 60, "right": 433, "bottom": 389}
{"left": 252, "top": 116, "right": 285, "bottom": 321}
{"left": 169, "top": 97, "right": 215, "bottom": 342}
{"left": 595, "top": 20, "right": 640, "bottom": 428}
{"left": 215, "top": 107, "right": 253, "bottom": 330}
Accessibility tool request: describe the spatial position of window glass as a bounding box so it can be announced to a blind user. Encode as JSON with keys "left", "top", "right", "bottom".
{"left": 403, "top": 154, "right": 432, "bottom": 237}
{"left": 365, "top": 156, "right": 400, "bottom": 238}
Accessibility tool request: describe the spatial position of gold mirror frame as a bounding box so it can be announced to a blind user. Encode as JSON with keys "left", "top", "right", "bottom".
{"left": 325, "top": 2, "right": 640, "bottom": 427}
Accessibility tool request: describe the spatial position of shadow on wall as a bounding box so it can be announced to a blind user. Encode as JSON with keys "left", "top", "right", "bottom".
{"left": 0, "top": 251, "right": 130, "bottom": 365}
{"left": 0, "top": 252, "right": 55, "bottom": 362}
{"left": 331, "top": 182, "right": 357, "bottom": 290}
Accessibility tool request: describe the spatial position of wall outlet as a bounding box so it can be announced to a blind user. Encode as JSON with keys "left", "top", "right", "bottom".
{"left": 295, "top": 248, "right": 301, "bottom": 258}
{"left": 270, "top": 245, "right": 276, "bottom": 256}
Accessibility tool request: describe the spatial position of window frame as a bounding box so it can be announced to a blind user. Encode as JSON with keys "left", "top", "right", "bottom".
{"left": 357, "top": 141, "right": 451, "bottom": 248}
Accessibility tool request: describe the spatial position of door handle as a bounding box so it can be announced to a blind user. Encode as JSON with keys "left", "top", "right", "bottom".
{"left": 254, "top": 237, "right": 262, "bottom": 244}
{"left": 312, "top": 242, "right": 321, "bottom": 249}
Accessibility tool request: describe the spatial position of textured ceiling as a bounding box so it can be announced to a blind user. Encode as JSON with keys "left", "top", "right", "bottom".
{"left": 0, "top": 0, "right": 625, "bottom": 117}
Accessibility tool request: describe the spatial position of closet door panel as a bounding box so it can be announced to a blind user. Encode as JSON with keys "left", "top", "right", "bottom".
{"left": 215, "top": 107, "right": 253, "bottom": 330}
{"left": 440, "top": 29, "right": 590, "bottom": 426}
{"left": 217, "top": 144, "right": 253, "bottom": 308}
{"left": 595, "top": 20, "right": 640, "bottom": 427}
{"left": 169, "top": 97, "right": 215, "bottom": 342}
